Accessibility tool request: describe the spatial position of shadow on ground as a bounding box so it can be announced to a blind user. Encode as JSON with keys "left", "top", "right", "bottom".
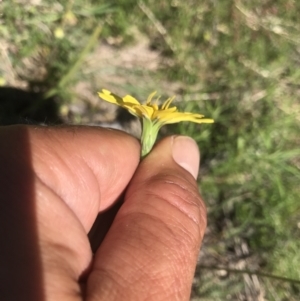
{"left": 0, "top": 86, "right": 62, "bottom": 125}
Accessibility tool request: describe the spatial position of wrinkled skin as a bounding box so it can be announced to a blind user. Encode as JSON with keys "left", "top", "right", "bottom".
{"left": 0, "top": 125, "right": 206, "bottom": 301}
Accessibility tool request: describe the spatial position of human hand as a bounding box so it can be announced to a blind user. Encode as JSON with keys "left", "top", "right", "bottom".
{"left": 0, "top": 125, "right": 206, "bottom": 301}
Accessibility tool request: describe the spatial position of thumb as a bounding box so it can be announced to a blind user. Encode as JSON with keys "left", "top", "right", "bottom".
{"left": 87, "top": 136, "right": 206, "bottom": 301}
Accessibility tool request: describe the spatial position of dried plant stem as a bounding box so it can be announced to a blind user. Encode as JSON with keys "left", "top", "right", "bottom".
{"left": 199, "top": 265, "right": 300, "bottom": 285}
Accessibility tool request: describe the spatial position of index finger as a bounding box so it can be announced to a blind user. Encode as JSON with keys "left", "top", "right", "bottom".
{"left": 2, "top": 125, "right": 140, "bottom": 231}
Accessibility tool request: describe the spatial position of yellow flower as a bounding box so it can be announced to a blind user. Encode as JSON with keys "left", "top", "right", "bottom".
{"left": 54, "top": 27, "right": 65, "bottom": 39}
{"left": 98, "top": 89, "right": 214, "bottom": 157}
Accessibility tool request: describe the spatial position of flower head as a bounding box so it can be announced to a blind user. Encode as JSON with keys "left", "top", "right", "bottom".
{"left": 98, "top": 89, "right": 214, "bottom": 156}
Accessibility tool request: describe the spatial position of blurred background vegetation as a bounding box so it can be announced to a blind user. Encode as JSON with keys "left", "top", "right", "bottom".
{"left": 1, "top": 0, "right": 299, "bottom": 300}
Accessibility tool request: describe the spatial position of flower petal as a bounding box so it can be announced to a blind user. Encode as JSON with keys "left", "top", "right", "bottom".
{"left": 157, "top": 111, "right": 214, "bottom": 124}
{"left": 122, "top": 105, "right": 141, "bottom": 117}
{"left": 134, "top": 104, "right": 154, "bottom": 119}
{"left": 161, "top": 96, "right": 175, "bottom": 110}
{"left": 98, "top": 89, "right": 123, "bottom": 105}
{"left": 123, "top": 95, "right": 141, "bottom": 105}
{"left": 146, "top": 91, "right": 157, "bottom": 105}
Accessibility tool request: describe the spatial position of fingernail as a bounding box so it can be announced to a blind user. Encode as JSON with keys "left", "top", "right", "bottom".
{"left": 172, "top": 136, "right": 200, "bottom": 180}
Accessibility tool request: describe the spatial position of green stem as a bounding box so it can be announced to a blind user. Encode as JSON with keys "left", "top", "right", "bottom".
{"left": 44, "top": 24, "right": 102, "bottom": 99}
{"left": 141, "top": 118, "right": 160, "bottom": 158}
